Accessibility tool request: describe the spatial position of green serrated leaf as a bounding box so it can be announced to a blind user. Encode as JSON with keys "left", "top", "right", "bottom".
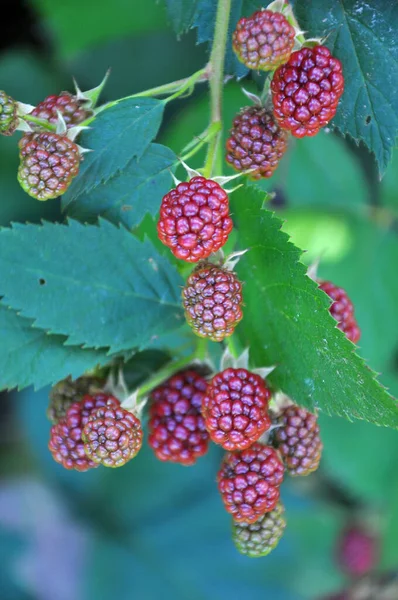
{"left": 62, "top": 144, "right": 176, "bottom": 229}
{"left": 231, "top": 185, "right": 398, "bottom": 427}
{"left": 293, "top": 0, "right": 398, "bottom": 174}
{"left": 0, "top": 220, "right": 184, "bottom": 354}
{"left": 63, "top": 98, "right": 164, "bottom": 202}
{"left": 0, "top": 305, "right": 111, "bottom": 391}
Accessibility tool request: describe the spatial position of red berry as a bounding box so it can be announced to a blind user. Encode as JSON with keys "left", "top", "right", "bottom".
{"left": 18, "top": 132, "right": 80, "bottom": 200}
{"left": 271, "top": 45, "right": 344, "bottom": 137}
{"left": 203, "top": 368, "right": 271, "bottom": 451}
{"left": 274, "top": 404, "right": 322, "bottom": 476}
{"left": 82, "top": 403, "right": 143, "bottom": 468}
{"left": 337, "top": 525, "right": 378, "bottom": 578}
{"left": 157, "top": 176, "right": 233, "bottom": 263}
{"left": 182, "top": 263, "right": 243, "bottom": 342}
{"left": 319, "top": 280, "right": 361, "bottom": 344}
{"left": 31, "top": 92, "right": 92, "bottom": 127}
{"left": 217, "top": 443, "right": 284, "bottom": 523}
{"left": 48, "top": 393, "right": 120, "bottom": 471}
{"left": 233, "top": 10, "right": 295, "bottom": 71}
{"left": 0, "top": 90, "right": 18, "bottom": 136}
{"left": 148, "top": 370, "right": 209, "bottom": 466}
{"left": 226, "top": 106, "right": 288, "bottom": 179}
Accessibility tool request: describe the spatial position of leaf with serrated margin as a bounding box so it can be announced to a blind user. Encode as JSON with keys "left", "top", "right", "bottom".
{"left": 0, "top": 220, "right": 184, "bottom": 354}
{"left": 0, "top": 305, "right": 111, "bottom": 391}
{"left": 293, "top": 0, "right": 398, "bottom": 174}
{"left": 64, "top": 98, "right": 164, "bottom": 201}
{"left": 62, "top": 144, "right": 176, "bottom": 229}
{"left": 231, "top": 184, "right": 398, "bottom": 427}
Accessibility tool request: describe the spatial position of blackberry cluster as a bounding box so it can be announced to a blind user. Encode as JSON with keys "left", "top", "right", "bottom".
{"left": 319, "top": 281, "right": 361, "bottom": 344}
{"left": 31, "top": 92, "right": 92, "bottom": 127}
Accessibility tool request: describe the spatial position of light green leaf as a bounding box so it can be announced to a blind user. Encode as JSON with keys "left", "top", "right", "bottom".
{"left": 231, "top": 185, "right": 398, "bottom": 427}
{"left": 63, "top": 144, "right": 176, "bottom": 229}
{"left": 0, "top": 220, "right": 184, "bottom": 354}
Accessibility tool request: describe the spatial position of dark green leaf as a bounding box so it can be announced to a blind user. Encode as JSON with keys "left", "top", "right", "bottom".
{"left": 63, "top": 98, "right": 164, "bottom": 202}
{"left": 0, "top": 306, "right": 110, "bottom": 391}
{"left": 0, "top": 220, "right": 184, "bottom": 354}
{"left": 293, "top": 0, "right": 398, "bottom": 174}
{"left": 231, "top": 185, "right": 398, "bottom": 427}
{"left": 63, "top": 144, "right": 176, "bottom": 229}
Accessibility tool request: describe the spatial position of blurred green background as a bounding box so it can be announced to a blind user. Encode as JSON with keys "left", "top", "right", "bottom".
{"left": 1, "top": 1, "right": 397, "bottom": 599}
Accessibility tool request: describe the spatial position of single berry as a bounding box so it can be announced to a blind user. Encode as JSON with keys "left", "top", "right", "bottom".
{"left": 47, "top": 375, "right": 104, "bottom": 424}
{"left": 182, "top": 263, "right": 243, "bottom": 342}
{"left": 217, "top": 443, "right": 284, "bottom": 523}
{"left": 148, "top": 370, "right": 209, "bottom": 466}
{"left": 31, "top": 92, "right": 92, "bottom": 127}
{"left": 233, "top": 10, "right": 295, "bottom": 71}
{"left": 274, "top": 404, "right": 322, "bottom": 476}
{"left": 157, "top": 176, "right": 233, "bottom": 262}
{"left": 203, "top": 368, "right": 271, "bottom": 451}
{"left": 226, "top": 106, "right": 288, "bottom": 179}
{"left": 319, "top": 281, "right": 361, "bottom": 343}
{"left": 83, "top": 404, "right": 143, "bottom": 468}
{"left": 48, "top": 393, "right": 120, "bottom": 471}
{"left": 18, "top": 132, "right": 80, "bottom": 200}
{"left": 271, "top": 45, "right": 344, "bottom": 137}
{"left": 232, "top": 501, "right": 286, "bottom": 558}
{"left": 337, "top": 524, "right": 378, "bottom": 578}
{"left": 0, "top": 91, "right": 18, "bottom": 136}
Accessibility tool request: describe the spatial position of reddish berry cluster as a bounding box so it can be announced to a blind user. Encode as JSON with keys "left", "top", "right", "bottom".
{"left": 31, "top": 92, "right": 92, "bottom": 127}
{"left": 148, "top": 370, "right": 209, "bottom": 466}
{"left": 319, "top": 281, "right": 361, "bottom": 344}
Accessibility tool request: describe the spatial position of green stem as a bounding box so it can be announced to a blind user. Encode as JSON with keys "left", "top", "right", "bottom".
{"left": 136, "top": 353, "right": 197, "bottom": 400}
{"left": 179, "top": 122, "right": 221, "bottom": 163}
{"left": 203, "top": 0, "right": 232, "bottom": 178}
{"left": 23, "top": 114, "right": 56, "bottom": 132}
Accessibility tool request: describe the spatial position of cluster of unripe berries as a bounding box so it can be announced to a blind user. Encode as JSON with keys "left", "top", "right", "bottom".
{"left": 48, "top": 366, "right": 323, "bottom": 557}
{"left": 226, "top": 6, "right": 344, "bottom": 179}
{"left": 0, "top": 90, "right": 91, "bottom": 200}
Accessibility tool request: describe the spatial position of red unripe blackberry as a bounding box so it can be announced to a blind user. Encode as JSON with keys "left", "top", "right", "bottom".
{"left": 83, "top": 404, "right": 143, "bottom": 468}
{"left": 47, "top": 375, "right": 104, "bottom": 424}
{"left": 18, "top": 132, "right": 80, "bottom": 200}
{"left": 148, "top": 370, "right": 209, "bottom": 466}
{"left": 157, "top": 176, "right": 233, "bottom": 263}
{"left": 48, "top": 393, "right": 120, "bottom": 471}
{"left": 274, "top": 404, "right": 322, "bottom": 476}
{"left": 31, "top": 92, "right": 92, "bottom": 127}
{"left": 319, "top": 281, "right": 361, "bottom": 343}
{"left": 271, "top": 45, "right": 344, "bottom": 137}
{"left": 0, "top": 90, "right": 18, "bottom": 136}
{"left": 182, "top": 263, "right": 243, "bottom": 342}
{"left": 226, "top": 106, "right": 288, "bottom": 179}
{"left": 233, "top": 10, "right": 295, "bottom": 71}
{"left": 232, "top": 501, "right": 286, "bottom": 558}
{"left": 217, "top": 443, "right": 284, "bottom": 523}
{"left": 337, "top": 524, "right": 378, "bottom": 578}
{"left": 203, "top": 368, "right": 271, "bottom": 451}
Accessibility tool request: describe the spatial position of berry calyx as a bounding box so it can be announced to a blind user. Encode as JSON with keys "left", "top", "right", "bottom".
{"left": 157, "top": 176, "right": 233, "bottom": 263}
{"left": 31, "top": 92, "right": 93, "bottom": 127}
{"left": 82, "top": 403, "right": 143, "bottom": 468}
{"left": 337, "top": 524, "right": 378, "bottom": 578}
{"left": 233, "top": 10, "right": 295, "bottom": 71}
{"left": 48, "top": 393, "right": 120, "bottom": 471}
{"left": 271, "top": 45, "right": 344, "bottom": 137}
{"left": 18, "top": 132, "right": 80, "bottom": 200}
{"left": 273, "top": 404, "right": 322, "bottom": 476}
{"left": 319, "top": 280, "right": 361, "bottom": 344}
{"left": 182, "top": 263, "right": 243, "bottom": 342}
{"left": 47, "top": 375, "right": 104, "bottom": 424}
{"left": 226, "top": 106, "right": 288, "bottom": 179}
{"left": 203, "top": 368, "right": 271, "bottom": 451}
{"left": 217, "top": 443, "right": 284, "bottom": 523}
{"left": 232, "top": 501, "right": 286, "bottom": 558}
{"left": 0, "top": 91, "right": 18, "bottom": 136}
{"left": 148, "top": 370, "right": 209, "bottom": 466}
